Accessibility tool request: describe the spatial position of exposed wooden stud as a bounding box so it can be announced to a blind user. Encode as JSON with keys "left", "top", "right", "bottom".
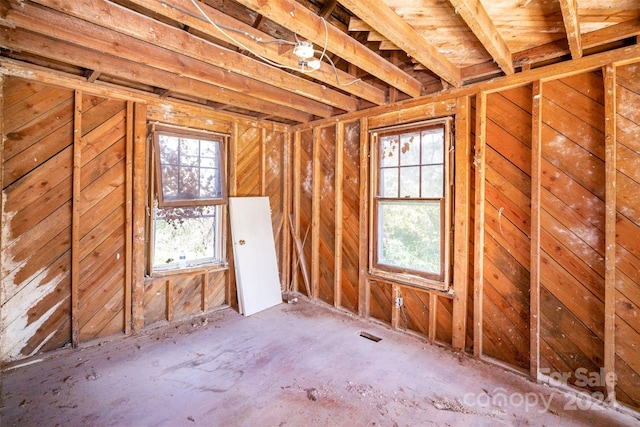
{"left": 124, "top": 101, "right": 134, "bottom": 335}
{"left": 282, "top": 131, "right": 293, "bottom": 293}
{"left": 558, "top": 0, "right": 583, "bottom": 59}
{"left": 334, "top": 122, "right": 344, "bottom": 308}
{"left": 85, "top": 69, "right": 101, "bottom": 83}
{"left": 234, "top": 0, "right": 424, "bottom": 97}
{"left": 603, "top": 63, "right": 617, "bottom": 403}
{"left": 337, "top": 0, "right": 461, "bottom": 87}
{"left": 292, "top": 131, "right": 302, "bottom": 293}
{"left": 166, "top": 279, "right": 174, "bottom": 322}
{"left": 473, "top": 92, "right": 487, "bottom": 358}
{"left": 131, "top": 102, "right": 147, "bottom": 332}
{"left": 251, "top": 14, "right": 265, "bottom": 29}
{"left": 202, "top": 272, "right": 209, "bottom": 311}
{"left": 429, "top": 292, "right": 438, "bottom": 343}
{"left": 226, "top": 122, "right": 238, "bottom": 307}
{"left": 71, "top": 89, "right": 82, "bottom": 348}
{"left": 447, "top": 0, "right": 514, "bottom": 74}
{"left": 391, "top": 285, "right": 400, "bottom": 330}
{"left": 530, "top": 80, "right": 542, "bottom": 380}
{"left": 289, "top": 214, "right": 311, "bottom": 297}
{"left": 311, "top": 127, "right": 321, "bottom": 299}
{"left": 451, "top": 96, "right": 471, "bottom": 352}
{"left": 319, "top": 0, "right": 338, "bottom": 19}
{"left": 358, "top": 117, "right": 370, "bottom": 318}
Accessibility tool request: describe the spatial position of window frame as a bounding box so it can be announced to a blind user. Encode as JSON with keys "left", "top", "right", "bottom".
{"left": 369, "top": 118, "right": 453, "bottom": 290}
{"left": 153, "top": 125, "right": 227, "bottom": 207}
{"left": 147, "top": 124, "right": 229, "bottom": 275}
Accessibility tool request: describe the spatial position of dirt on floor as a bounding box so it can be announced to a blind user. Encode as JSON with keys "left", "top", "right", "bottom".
{"left": 1, "top": 296, "right": 639, "bottom": 426}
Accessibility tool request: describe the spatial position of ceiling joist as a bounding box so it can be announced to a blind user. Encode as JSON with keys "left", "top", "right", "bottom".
{"left": 558, "top": 0, "right": 583, "bottom": 59}
{"left": 447, "top": 0, "right": 514, "bottom": 75}
{"left": 29, "top": 0, "right": 353, "bottom": 114}
{"left": 337, "top": 0, "right": 462, "bottom": 88}
{"left": 233, "top": 0, "right": 424, "bottom": 98}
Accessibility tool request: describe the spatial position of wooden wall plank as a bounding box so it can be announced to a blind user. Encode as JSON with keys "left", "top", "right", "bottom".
{"left": 317, "top": 125, "right": 335, "bottom": 305}
{"left": 131, "top": 102, "right": 147, "bottom": 331}
{"left": 340, "top": 121, "right": 360, "bottom": 314}
{"left": 481, "top": 87, "right": 532, "bottom": 370}
{"left": 614, "top": 61, "right": 640, "bottom": 409}
{"left": 539, "top": 71, "right": 606, "bottom": 393}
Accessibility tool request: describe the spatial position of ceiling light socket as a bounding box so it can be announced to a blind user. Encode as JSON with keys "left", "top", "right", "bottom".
{"left": 306, "top": 59, "right": 321, "bottom": 71}
{"left": 293, "top": 41, "right": 315, "bottom": 60}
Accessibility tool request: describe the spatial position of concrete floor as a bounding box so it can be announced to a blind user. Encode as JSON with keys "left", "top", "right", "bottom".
{"left": 1, "top": 296, "right": 638, "bottom": 426}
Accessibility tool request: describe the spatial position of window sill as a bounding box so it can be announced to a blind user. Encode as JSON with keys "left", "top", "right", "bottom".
{"left": 148, "top": 262, "right": 229, "bottom": 279}
{"left": 368, "top": 267, "right": 451, "bottom": 293}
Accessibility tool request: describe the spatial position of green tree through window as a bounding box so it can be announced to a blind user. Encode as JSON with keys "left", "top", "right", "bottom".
{"left": 371, "top": 119, "right": 451, "bottom": 287}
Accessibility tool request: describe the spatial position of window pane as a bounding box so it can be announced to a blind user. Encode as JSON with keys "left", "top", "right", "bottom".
{"left": 380, "top": 168, "right": 398, "bottom": 197}
{"left": 421, "top": 165, "right": 444, "bottom": 198}
{"left": 399, "top": 132, "right": 420, "bottom": 166}
{"left": 421, "top": 129, "right": 444, "bottom": 164}
{"left": 399, "top": 166, "right": 420, "bottom": 198}
{"left": 153, "top": 205, "right": 221, "bottom": 268}
{"left": 380, "top": 135, "right": 399, "bottom": 167}
{"left": 377, "top": 200, "right": 441, "bottom": 275}
{"left": 158, "top": 133, "right": 224, "bottom": 204}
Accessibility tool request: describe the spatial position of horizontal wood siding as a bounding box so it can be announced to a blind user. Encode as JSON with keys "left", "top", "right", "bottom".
{"left": 614, "top": 62, "right": 640, "bottom": 409}
{"left": 1, "top": 77, "right": 73, "bottom": 361}
{"left": 482, "top": 87, "right": 532, "bottom": 370}
{"left": 539, "top": 72, "right": 605, "bottom": 393}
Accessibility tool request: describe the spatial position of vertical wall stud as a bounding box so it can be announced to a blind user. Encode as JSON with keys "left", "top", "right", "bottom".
{"left": 358, "top": 117, "right": 370, "bottom": 317}
{"left": 71, "top": 90, "right": 82, "bottom": 347}
{"left": 311, "top": 128, "right": 321, "bottom": 299}
{"left": 124, "top": 101, "right": 134, "bottom": 334}
{"left": 603, "top": 63, "right": 617, "bottom": 403}
{"left": 131, "top": 103, "right": 147, "bottom": 332}
{"left": 429, "top": 292, "right": 438, "bottom": 343}
{"left": 452, "top": 95, "right": 471, "bottom": 351}
{"left": 334, "top": 122, "right": 344, "bottom": 308}
{"left": 472, "top": 92, "right": 487, "bottom": 358}
{"left": 282, "top": 131, "right": 292, "bottom": 292}
{"left": 292, "top": 131, "right": 302, "bottom": 293}
{"left": 530, "top": 81, "right": 543, "bottom": 380}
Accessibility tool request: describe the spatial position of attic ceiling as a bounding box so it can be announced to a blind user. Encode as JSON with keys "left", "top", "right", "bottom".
{"left": 1, "top": 0, "right": 639, "bottom": 124}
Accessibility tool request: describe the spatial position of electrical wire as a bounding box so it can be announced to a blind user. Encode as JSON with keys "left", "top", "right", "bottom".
{"left": 185, "top": 0, "right": 362, "bottom": 85}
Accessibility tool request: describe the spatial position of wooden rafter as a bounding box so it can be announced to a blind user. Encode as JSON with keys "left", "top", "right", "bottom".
{"left": 28, "top": 0, "right": 353, "bottom": 114}
{"left": 120, "top": 0, "right": 385, "bottom": 106}
{"left": 447, "top": 0, "right": 514, "bottom": 75}
{"left": 337, "top": 0, "right": 461, "bottom": 87}
{"left": 558, "top": 0, "right": 583, "bottom": 59}
{"left": 234, "top": 0, "right": 423, "bottom": 98}
{"left": 0, "top": 25, "right": 313, "bottom": 122}
{"left": 319, "top": 0, "right": 338, "bottom": 19}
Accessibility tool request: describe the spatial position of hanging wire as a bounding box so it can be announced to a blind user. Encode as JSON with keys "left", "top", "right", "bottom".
{"left": 183, "top": 0, "right": 362, "bottom": 84}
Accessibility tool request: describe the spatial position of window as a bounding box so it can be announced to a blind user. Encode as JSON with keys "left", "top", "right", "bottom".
{"left": 150, "top": 125, "right": 227, "bottom": 272}
{"left": 370, "top": 119, "right": 452, "bottom": 288}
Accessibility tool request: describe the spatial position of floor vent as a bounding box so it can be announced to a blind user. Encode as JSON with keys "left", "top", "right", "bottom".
{"left": 359, "top": 331, "right": 382, "bottom": 342}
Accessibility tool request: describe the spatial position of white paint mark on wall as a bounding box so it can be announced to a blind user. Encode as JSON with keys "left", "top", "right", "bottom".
{"left": 1, "top": 268, "right": 67, "bottom": 362}
{"left": 303, "top": 162, "right": 312, "bottom": 197}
